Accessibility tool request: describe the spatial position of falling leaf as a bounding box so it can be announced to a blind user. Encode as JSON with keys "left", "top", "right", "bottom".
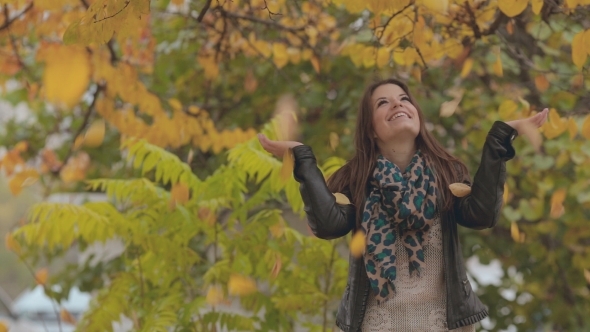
{"left": 273, "top": 43, "right": 289, "bottom": 69}
{"left": 206, "top": 286, "right": 224, "bottom": 306}
{"left": 534, "top": 75, "right": 550, "bottom": 92}
{"left": 269, "top": 220, "right": 285, "bottom": 238}
{"left": 460, "top": 58, "right": 473, "bottom": 78}
{"left": 73, "top": 135, "right": 85, "bottom": 150}
{"left": 198, "top": 207, "right": 216, "bottom": 227}
{"left": 60, "top": 309, "right": 76, "bottom": 325}
{"left": 510, "top": 222, "right": 520, "bottom": 242}
{"left": 228, "top": 274, "right": 257, "bottom": 296}
{"left": 35, "top": 268, "right": 48, "bottom": 285}
{"left": 274, "top": 94, "right": 299, "bottom": 141}
{"left": 449, "top": 183, "right": 471, "bottom": 197}
{"left": 14, "top": 141, "right": 28, "bottom": 152}
{"left": 498, "top": 100, "right": 519, "bottom": 121}
{"left": 5, "top": 232, "right": 21, "bottom": 255}
{"left": 572, "top": 31, "right": 587, "bottom": 68}
{"left": 350, "top": 230, "right": 366, "bottom": 258}
{"left": 439, "top": 99, "right": 460, "bottom": 118}
{"left": 376, "top": 48, "right": 390, "bottom": 68}
{"left": 0, "top": 321, "right": 7, "bottom": 332}
{"left": 531, "top": 0, "right": 543, "bottom": 14}
{"left": 270, "top": 253, "right": 282, "bottom": 278}
{"left": 492, "top": 54, "right": 503, "bottom": 77}
{"left": 503, "top": 183, "right": 510, "bottom": 204}
{"left": 329, "top": 132, "right": 339, "bottom": 151}
{"left": 8, "top": 168, "right": 40, "bottom": 196}
{"left": 550, "top": 188, "right": 566, "bottom": 218}
{"left": 280, "top": 149, "right": 294, "bottom": 182}
{"left": 581, "top": 115, "right": 590, "bottom": 140}
{"left": 333, "top": 192, "right": 351, "bottom": 205}
{"left": 311, "top": 55, "right": 321, "bottom": 73}
{"left": 519, "top": 120, "right": 543, "bottom": 152}
{"left": 584, "top": 269, "right": 590, "bottom": 285}
{"left": 170, "top": 183, "right": 190, "bottom": 205}
{"left": 498, "top": 0, "right": 528, "bottom": 17}
{"left": 84, "top": 120, "right": 105, "bottom": 147}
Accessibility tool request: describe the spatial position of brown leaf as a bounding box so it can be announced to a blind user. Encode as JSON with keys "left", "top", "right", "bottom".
{"left": 333, "top": 192, "right": 351, "bottom": 205}
{"left": 449, "top": 183, "right": 471, "bottom": 197}
{"left": 60, "top": 308, "right": 76, "bottom": 325}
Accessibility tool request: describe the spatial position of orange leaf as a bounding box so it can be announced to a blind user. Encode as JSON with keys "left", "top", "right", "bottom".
{"left": 270, "top": 254, "right": 282, "bottom": 279}
{"left": 534, "top": 75, "right": 550, "bottom": 92}
{"left": 60, "top": 308, "right": 76, "bottom": 325}
{"left": 5, "top": 232, "right": 21, "bottom": 255}
{"left": 35, "top": 268, "right": 48, "bottom": 286}
{"left": 8, "top": 168, "right": 40, "bottom": 196}
{"left": 350, "top": 230, "right": 366, "bottom": 258}
{"left": 311, "top": 55, "right": 320, "bottom": 73}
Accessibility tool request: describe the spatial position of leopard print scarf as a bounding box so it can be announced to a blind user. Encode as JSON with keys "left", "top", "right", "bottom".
{"left": 360, "top": 150, "right": 438, "bottom": 304}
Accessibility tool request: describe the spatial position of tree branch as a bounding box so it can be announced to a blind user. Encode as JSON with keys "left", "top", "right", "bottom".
{"left": 0, "top": 2, "right": 33, "bottom": 31}
{"left": 220, "top": 11, "right": 305, "bottom": 32}
{"left": 196, "top": 0, "right": 213, "bottom": 22}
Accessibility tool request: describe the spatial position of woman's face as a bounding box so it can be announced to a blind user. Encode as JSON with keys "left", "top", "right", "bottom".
{"left": 371, "top": 83, "right": 420, "bottom": 145}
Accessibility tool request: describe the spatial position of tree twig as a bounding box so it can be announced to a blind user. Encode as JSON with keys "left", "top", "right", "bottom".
{"left": 196, "top": 0, "right": 213, "bottom": 22}
{"left": 0, "top": 2, "right": 33, "bottom": 31}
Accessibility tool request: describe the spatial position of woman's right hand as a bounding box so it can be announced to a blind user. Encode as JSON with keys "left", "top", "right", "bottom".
{"left": 257, "top": 133, "right": 303, "bottom": 158}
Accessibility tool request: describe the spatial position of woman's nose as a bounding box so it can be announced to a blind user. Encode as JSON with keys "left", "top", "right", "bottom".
{"left": 390, "top": 97, "right": 402, "bottom": 108}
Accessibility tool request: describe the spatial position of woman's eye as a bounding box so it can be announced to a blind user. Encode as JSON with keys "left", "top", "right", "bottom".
{"left": 401, "top": 96, "right": 410, "bottom": 102}
{"left": 378, "top": 100, "right": 387, "bottom": 107}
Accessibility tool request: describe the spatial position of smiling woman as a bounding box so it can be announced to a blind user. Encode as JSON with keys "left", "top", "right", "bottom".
{"left": 258, "top": 78, "right": 548, "bottom": 332}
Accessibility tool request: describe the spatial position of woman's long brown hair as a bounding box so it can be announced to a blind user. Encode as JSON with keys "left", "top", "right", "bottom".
{"left": 327, "top": 78, "right": 469, "bottom": 229}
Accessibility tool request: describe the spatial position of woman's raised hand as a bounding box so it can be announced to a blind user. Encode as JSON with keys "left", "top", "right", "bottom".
{"left": 505, "top": 108, "right": 549, "bottom": 134}
{"left": 257, "top": 133, "right": 303, "bottom": 158}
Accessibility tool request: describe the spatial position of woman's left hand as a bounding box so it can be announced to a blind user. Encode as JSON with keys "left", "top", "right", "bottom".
{"left": 505, "top": 108, "right": 549, "bottom": 134}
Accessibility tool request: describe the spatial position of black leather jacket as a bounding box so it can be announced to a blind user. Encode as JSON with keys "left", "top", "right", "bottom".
{"left": 292, "top": 121, "right": 518, "bottom": 331}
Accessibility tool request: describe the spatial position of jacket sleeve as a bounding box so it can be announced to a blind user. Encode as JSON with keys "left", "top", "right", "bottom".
{"left": 455, "top": 121, "right": 518, "bottom": 230}
{"left": 292, "top": 145, "right": 356, "bottom": 240}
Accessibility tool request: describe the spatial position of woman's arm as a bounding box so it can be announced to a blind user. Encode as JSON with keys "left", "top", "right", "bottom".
{"left": 455, "top": 109, "right": 548, "bottom": 229}
{"left": 258, "top": 134, "right": 355, "bottom": 239}
{"left": 292, "top": 145, "right": 356, "bottom": 239}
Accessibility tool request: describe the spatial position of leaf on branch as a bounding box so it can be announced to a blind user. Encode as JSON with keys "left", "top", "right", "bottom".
{"left": 531, "top": 0, "right": 544, "bottom": 14}
{"left": 422, "top": 0, "right": 448, "bottom": 13}
{"left": 449, "top": 183, "right": 471, "bottom": 197}
{"left": 84, "top": 119, "right": 106, "bottom": 147}
{"left": 8, "top": 168, "right": 39, "bottom": 196}
{"left": 492, "top": 54, "right": 503, "bottom": 77}
{"left": 35, "top": 268, "right": 48, "bottom": 286}
{"left": 205, "top": 285, "right": 224, "bottom": 306}
{"left": 228, "top": 274, "right": 257, "bottom": 296}
{"left": 498, "top": 0, "right": 528, "bottom": 17}
{"left": 460, "top": 58, "right": 473, "bottom": 78}
{"left": 5, "top": 232, "right": 21, "bottom": 255}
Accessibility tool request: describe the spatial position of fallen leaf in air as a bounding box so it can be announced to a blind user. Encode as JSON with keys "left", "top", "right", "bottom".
{"left": 333, "top": 192, "right": 351, "bottom": 205}
{"left": 350, "top": 230, "right": 366, "bottom": 258}
{"left": 449, "top": 183, "right": 471, "bottom": 197}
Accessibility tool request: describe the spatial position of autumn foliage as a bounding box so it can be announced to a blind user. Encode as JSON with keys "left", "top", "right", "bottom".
{"left": 1, "top": 0, "right": 590, "bottom": 330}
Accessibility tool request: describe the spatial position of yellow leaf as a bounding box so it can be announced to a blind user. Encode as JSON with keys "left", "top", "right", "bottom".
{"left": 0, "top": 321, "right": 7, "bottom": 332}
{"left": 269, "top": 221, "right": 285, "bottom": 238}
{"left": 568, "top": 117, "right": 578, "bottom": 139}
{"left": 510, "top": 222, "right": 520, "bottom": 242}
{"left": 498, "top": 100, "right": 518, "bottom": 120}
{"left": 5, "top": 232, "right": 21, "bottom": 255}
{"left": 498, "top": 0, "right": 528, "bottom": 17}
{"left": 60, "top": 309, "right": 76, "bottom": 325}
{"left": 572, "top": 31, "right": 587, "bottom": 68}
{"left": 492, "top": 54, "right": 503, "bottom": 77}
{"left": 14, "top": 141, "right": 28, "bottom": 152}
{"left": 422, "top": 0, "right": 448, "bottom": 13}
{"left": 439, "top": 99, "right": 460, "bottom": 118}
{"left": 534, "top": 75, "right": 550, "bottom": 92}
{"left": 228, "top": 274, "right": 257, "bottom": 296}
{"left": 460, "top": 58, "right": 473, "bottom": 78}
{"left": 73, "top": 135, "right": 85, "bottom": 150}
{"left": 41, "top": 44, "right": 90, "bottom": 109}
{"left": 8, "top": 168, "right": 39, "bottom": 196}
{"left": 531, "top": 0, "right": 543, "bottom": 14}
{"left": 333, "top": 192, "right": 351, "bottom": 205}
{"left": 350, "top": 230, "right": 366, "bottom": 258}
{"left": 550, "top": 188, "right": 566, "bottom": 218}
{"left": 566, "top": 0, "right": 580, "bottom": 8}
{"left": 519, "top": 121, "right": 543, "bottom": 152}
{"left": 362, "top": 47, "right": 376, "bottom": 68}
{"left": 35, "top": 268, "right": 48, "bottom": 286}
{"left": 329, "top": 132, "right": 339, "bottom": 151}
{"left": 582, "top": 115, "right": 590, "bottom": 140}
{"left": 449, "top": 183, "right": 471, "bottom": 197}
{"left": 584, "top": 269, "right": 590, "bottom": 285}
{"left": 272, "top": 43, "right": 289, "bottom": 69}
{"left": 168, "top": 98, "right": 182, "bottom": 111}
{"left": 197, "top": 54, "right": 219, "bottom": 80}
{"left": 84, "top": 119, "right": 105, "bottom": 147}
{"left": 280, "top": 149, "right": 294, "bottom": 182}
{"left": 206, "top": 286, "right": 224, "bottom": 305}
{"left": 171, "top": 183, "right": 190, "bottom": 204}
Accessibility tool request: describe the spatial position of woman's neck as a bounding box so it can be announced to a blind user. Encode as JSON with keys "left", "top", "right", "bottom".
{"left": 377, "top": 141, "right": 417, "bottom": 171}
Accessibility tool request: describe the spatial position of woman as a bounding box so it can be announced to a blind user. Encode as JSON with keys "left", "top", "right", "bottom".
{"left": 258, "top": 78, "right": 548, "bottom": 331}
